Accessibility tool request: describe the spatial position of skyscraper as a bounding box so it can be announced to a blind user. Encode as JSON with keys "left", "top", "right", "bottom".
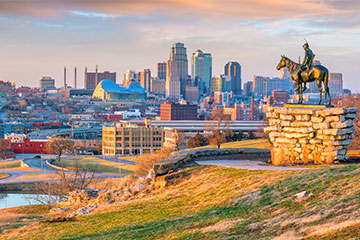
{"left": 123, "top": 70, "right": 138, "bottom": 87}
{"left": 329, "top": 73, "right": 343, "bottom": 97}
{"left": 166, "top": 43, "right": 188, "bottom": 98}
{"left": 211, "top": 74, "right": 231, "bottom": 93}
{"left": 157, "top": 62, "right": 166, "bottom": 80}
{"left": 191, "top": 50, "right": 212, "bottom": 95}
{"left": 252, "top": 75, "right": 266, "bottom": 96}
{"left": 139, "top": 69, "right": 151, "bottom": 92}
{"left": 224, "top": 62, "right": 242, "bottom": 94}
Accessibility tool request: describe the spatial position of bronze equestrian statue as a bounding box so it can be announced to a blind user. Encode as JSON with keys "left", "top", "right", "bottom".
{"left": 276, "top": 42, "right": 330, "bottom": 105}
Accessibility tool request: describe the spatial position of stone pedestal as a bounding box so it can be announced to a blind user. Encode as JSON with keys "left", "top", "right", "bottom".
{"left": 264, "top": 106, "right": 357, "bottom": 165}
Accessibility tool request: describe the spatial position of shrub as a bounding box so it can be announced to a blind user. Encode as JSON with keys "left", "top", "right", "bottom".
{"left": 133, "top": 148, "right": 173, "bottom": 176}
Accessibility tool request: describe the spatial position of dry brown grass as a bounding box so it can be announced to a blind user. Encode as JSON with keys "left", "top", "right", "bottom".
{"left": 133, "top": 148, "right": 172, "bottom": 176}
{"left": 303, "top": 219, "right": 360, "bottom": 238}
{"left": 202, "top": 219, "right": 244, "bottom": 233}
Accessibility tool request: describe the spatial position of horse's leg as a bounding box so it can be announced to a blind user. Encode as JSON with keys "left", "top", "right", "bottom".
{"left": 317, "top": 79, "right": 322, "bottom": 105}
{"left": 299, "top": 83, "right": 303, "bottom": 104}
{"left": 324, "top": 72, "right": 331, "bottom": 105}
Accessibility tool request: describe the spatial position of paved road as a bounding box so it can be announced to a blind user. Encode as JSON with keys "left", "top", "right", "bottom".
{"left": 0, "top": 169, "right": 126, "bottom": 184}
{"left": 196, "top": 160, "right": 306, "bottom": 171}
{"left": 22, "top": 157, "right": 55, "bottom": 171}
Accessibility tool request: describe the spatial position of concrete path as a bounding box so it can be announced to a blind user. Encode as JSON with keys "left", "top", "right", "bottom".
{"left": 196, "top": 160, "right": 306, "bottom": 171}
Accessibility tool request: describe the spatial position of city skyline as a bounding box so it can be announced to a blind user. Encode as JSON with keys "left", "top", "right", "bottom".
{"left": 0, "top": 0, "right": 359, "bottom": 91}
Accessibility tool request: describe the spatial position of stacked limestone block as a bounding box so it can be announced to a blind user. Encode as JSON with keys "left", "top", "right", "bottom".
{"left": 264, "top": 107, "right": 357, "bottom": 165}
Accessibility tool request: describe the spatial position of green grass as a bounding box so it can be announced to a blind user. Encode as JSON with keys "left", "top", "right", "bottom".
{"left": 0, "top": 161, "right": 21, "bottom": 169}
{"left": 52, "top": 157, "right": 133, "bottom": 174}
{"left": 0, "top": 171, "right": 9, "bottom": 179}
{"left": 5, "top": 164, "right": 360, "bottom": 239}
{"left": 183, "top": 138, "right": 272, "bottom": 151}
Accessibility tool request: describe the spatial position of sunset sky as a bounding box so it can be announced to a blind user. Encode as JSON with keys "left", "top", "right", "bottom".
{"left": 0, "top": 0, "right": 359, "bottom": 91}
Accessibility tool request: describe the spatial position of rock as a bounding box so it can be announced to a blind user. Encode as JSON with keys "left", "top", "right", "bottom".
{"left": 280, "top": 114, "right": 295, "bottom": 121}
{"left": 133, "top": 183, "right": 148, "bottom": 193}
{"left": 264, "top": 125, "right": 281, "bottom": 133}
{"left": 325, "top": 115, "right": 345, "bottom": 123}
{"left": 68, "top": 205, "right": 98, "bottom": 218}
{"left": 154, "top": 153, "right": 198, "bottom": 176}
{"left": 294, "top": 191, "right": 308, "bottom": 200}
{"left": 311, "top": 116, "right": 324, "bottom": 123}
{"left": 290, "top": 121, "right": 312, "bottom": 127}
{"left": 295, "top": 115, "right": 311, "bottom": 121}
{"left": 280, "top": 121, "right": 292, "bottom": 127}
{"left": 146, "top": 169, "right": 155, "bottom": 182}
{"left": 331, "top": 120, "right": 353, "bottom": 129}
{"left": 344, "top": 113, "right": 357, "bottom": 119}
{"left": 124, "top": 188, "right": 132, "bottom": 198}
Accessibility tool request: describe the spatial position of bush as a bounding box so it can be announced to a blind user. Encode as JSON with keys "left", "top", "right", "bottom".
{"left": 133, "top": 148, "right": 173, "bottom": 176}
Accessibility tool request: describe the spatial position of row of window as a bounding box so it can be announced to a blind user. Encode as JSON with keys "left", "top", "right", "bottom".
{"left": 12, "top": 143, "right": 43, "bottom": 148}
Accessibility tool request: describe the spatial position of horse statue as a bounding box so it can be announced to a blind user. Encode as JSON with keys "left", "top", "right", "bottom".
{"left": 276, "top": 55, "right": 331, "bottom": 105}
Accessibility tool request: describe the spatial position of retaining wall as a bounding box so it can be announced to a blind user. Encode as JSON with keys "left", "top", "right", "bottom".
{"left": 265, "top": 107, "right": 357, "bottom": 165}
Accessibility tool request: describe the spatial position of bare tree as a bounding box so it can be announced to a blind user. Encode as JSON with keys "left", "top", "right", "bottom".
{"left": 335, "top": 94, "right": 360, "bottom": 149}
{"left": 174, "top": 129, "right": 186, "bottom": 150}
{"left": 29, "top": 160, "right": 97, "bottom": 204}
{"left": 46, "top": 137, "right": 74, "bottom": 162}
{"left": 207, "top": 108, "right": 232, "bottom": 149}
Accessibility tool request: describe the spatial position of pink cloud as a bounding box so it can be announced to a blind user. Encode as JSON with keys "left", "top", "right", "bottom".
{"left": 0, "top": 0, "right": 351, "bottom": 19}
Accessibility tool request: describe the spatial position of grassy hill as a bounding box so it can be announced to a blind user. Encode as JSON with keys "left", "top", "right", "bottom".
{"left": 3, "top": 162, "right": 360, "bottom": 239}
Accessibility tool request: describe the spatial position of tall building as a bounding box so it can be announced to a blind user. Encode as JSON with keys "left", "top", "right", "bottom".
{"left": 253, "top": 75, "right": 266, "bottom": 95}
{"left": 150, "top": 77, "right": 166, "bottom": 95}
{"left": 160, "top": 103, "right": 197, "bottom": 120}
{"left": 84, "top": 66, "right": 116, "bottom": 90}
{"left": 191, "top": 50, "right": 212, "bottom": 95}
{"left": 157, "top": 62, "right": 167, "bottom": 80}
{"left": 211, "top": 74, "right": 231, "bottom": 93}
{"left": 329, "top": 73, "right": 343, "bottom": 97}
{"left": 139, "top": 69, "right": 151, "bottom": 92}
{"left": 166, "top": 43, "right": 188, "bottom": 98}
{"left": 124, "top": 70, "right": 138, "bottom": 87}
{"left": 185, "top": 86, "right": 199, "bottom": 103}
{"left": 243, "top": 81, "right": 253, "bottom": 96}
{"left": 39, "top": 77, "right": 55, "bottom": 90}
{"left": 224, "top": 62, "right": 241, "bottom": 94}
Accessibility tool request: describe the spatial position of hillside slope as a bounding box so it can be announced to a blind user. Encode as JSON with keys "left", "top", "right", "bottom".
{"left": 3, "top": 164, "right": 360, "bottom": 239}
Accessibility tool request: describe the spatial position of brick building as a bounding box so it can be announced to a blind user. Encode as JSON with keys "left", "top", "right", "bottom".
{"left": 272, "top": 90, "right": 288, "bottom": 104}
{"left": 160, "top": 103, "right": 197, "bottom": 120}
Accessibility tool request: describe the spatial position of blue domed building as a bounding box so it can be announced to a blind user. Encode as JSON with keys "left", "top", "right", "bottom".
{"left": 92, "top": 80, "right": 146, "bottom": 101}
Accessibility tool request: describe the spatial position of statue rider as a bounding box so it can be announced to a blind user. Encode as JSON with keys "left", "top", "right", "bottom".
{"left": 296, "top": 42, "right": 315, "bottom": 92}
